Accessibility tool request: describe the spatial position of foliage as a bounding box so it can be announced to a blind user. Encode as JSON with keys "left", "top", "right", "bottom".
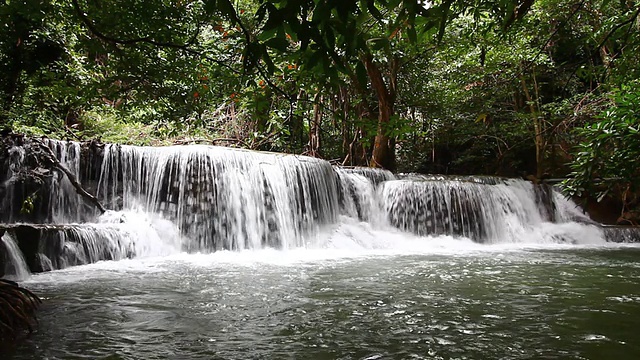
{"left": 0, "top": 0, "right": 639, "bottom": 200}
{"left": 563, "top": 81, "right": 640, "bottom": 199}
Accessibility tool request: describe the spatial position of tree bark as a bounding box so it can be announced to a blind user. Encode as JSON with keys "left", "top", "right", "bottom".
{"left": 308, "top": 93, "right": 322, "bottom": 157}
{"left": 520, "top": 70, "right": 544, "bottom": 179}
{"left": 340, "top": 86, "right": 350, "bottom": 161}
{"left": 363, "top": 54, "right": 397, "bottom": 171}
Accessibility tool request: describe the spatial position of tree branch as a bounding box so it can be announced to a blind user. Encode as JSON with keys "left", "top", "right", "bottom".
{"left": 596, "top": 5, "right": 640, "bottom": 51}
{"left": 71, "top": 0, "right": 241, "bottom": 74}
{"left": 35, "top": 140, "right": 106, "bottom": 214}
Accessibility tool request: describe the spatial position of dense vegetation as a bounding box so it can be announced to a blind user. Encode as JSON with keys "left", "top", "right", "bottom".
{"left": 1, "top": 0, "right": 639, "bottom": 217}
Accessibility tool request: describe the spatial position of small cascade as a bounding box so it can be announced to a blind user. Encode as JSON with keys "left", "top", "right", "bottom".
{"left": 1, "top": 232, "right": 30, "bottom": 281}
{"left": 1, "top": 212, "right": 181, "bottom": 272}
{"left": 37, "top": 220, "right": 178, "bottom": 270}
{"left": 45, "top": 139, "right": 87, "bottom": 223}
{"left": 0, "top": 138, "right": 98, "bottom": 223}
{"left": 0, "top": 144, "right": 26, "bottom": 222}
{"left": 380, "top": 176, "right": 563, "bottom": 243}
{"left": 335, "top": 167, "right": 392, "bottom": 222}
{"left": 604, "top": 226, "right": 640, "bottom": 243}
{"left": 552, "top": 191, "right": 595, "bottom": 224}
{"left": 338, "top": 167, "right": 395, "bottom": 186}
{"left": 38, "top": 225, "right": 135, "bottom": 269}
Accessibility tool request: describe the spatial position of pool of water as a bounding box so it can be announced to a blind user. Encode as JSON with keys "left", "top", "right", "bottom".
{"left": 6, "top": 241, "right": 640, "bottom": 359}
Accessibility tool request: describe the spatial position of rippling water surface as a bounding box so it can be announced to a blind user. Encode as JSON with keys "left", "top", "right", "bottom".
{"left": 8, "top": 242, "right": 640, "bottom": 359}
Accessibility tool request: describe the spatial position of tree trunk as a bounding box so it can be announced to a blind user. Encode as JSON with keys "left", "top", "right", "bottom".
{"left": 363, "top": 54, "right": 397, "bottom": 171}
{"left": 289, "top": 89, "right": 305, "bottom": 152}
{"left": 308, "top": 93, "right": 322, "bottom": 157}
{"left": 340, "top": 87, "right": 350, "bottom": 161}
{"left": 520, "top": 71, "right": 544, "bottom": 179}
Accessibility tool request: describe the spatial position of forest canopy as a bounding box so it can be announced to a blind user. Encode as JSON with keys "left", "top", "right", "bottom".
{"left": 1, "top": 0, "right": 639, "bottom": 205}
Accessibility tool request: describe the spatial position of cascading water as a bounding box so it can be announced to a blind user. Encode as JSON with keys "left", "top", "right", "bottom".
{"left": 1, "top": 138, "right": 638, "bottom": 276}
{"left": 1, "top": 211, "right": 181, "bottom": 273}
{"left": 553, "top": 190, "right": 594, "bottom": 224}
{"left": 380, "top": 175, "right": 558, "bottom": 243}
{"left": 96, "top": 144, "right": 340, "bottom": 250}
{"left": 335, "top": 168, "right": 391, "bottom": 223}
{"left": 36, "top": 211, "right": 181, "bottom": 270}
{"left": 1, "top": 231, "right": 30, "bottom": 281}
{"left": 46, "top": 140, "right": 85, "bottom": 223}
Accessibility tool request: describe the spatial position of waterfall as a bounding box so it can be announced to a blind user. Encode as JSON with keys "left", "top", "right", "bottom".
{"left": 96, "top": 144, "right": 340, "bottom": 250}
{"left": 1, "top": 231, "right": 30, "bottom": 281}
{"left": 0, "top": 139, "right": 94, "bottom": 223}
{"left": 604, "top": 226, "right": 640, "bottom": 243}
{"left": 552, "top": 191, "right": 595, "bottom": 224}
{"left": 1, "top": 212, "right": 181, "bottom": 272}
{"left": 0, "top": 144, "right": 25, "bottom": 222}
{"left": 46, "top": 140, "right": 85, "bottom": 223}
{"left": 2, "top": 137, "right": 638, "bottom": 275}
{"left": 338, "top": 167, "right": 395, "bottom": 186}
{"left": 379, "top": 176, "right": 555, "bottom": 243}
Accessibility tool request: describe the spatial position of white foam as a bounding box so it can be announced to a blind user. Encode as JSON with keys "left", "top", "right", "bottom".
{"left": 24, "top": 215, "right": 640, "bottom": 286}
{"left": 97, "top": 210, "right": 183, "bottom": 257}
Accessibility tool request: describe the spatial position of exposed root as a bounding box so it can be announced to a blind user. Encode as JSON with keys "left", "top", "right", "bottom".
{"left": 0, "top": 279, "right": 41, "bottom": 343}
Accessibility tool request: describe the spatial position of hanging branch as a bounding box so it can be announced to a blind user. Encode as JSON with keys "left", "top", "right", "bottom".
{"left": 596, "top": 5, "right": 640, "bottom": 51}
{"left": 34, "top": 140, "right": 106, "bottom": 214}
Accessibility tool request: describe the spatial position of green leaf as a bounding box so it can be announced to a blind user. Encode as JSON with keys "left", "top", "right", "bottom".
{"left": 217, "top": 0, "right": 239, "bottom": 25}
{"left": 388, "top": 0, "right": 402, "bottom": 9}
{"left": 407, "top": 25, "right": 417, "bottom": 43}
{"left": 265, "top": 37, "right": 289, "bottom": 52}
{"left": 312, "top": 3, "right": 330, "bottom": 24}
{"left": 258, "top": 27, "right": 279, "bottom": 41}
{"left": 255, "top": 2, "right": 274, "bottom": 23}
{"left": 436, "top": 1, "right": 452, "bottom": 43}
{"left": 203, "top": 0, "right": 218, "bottom": 15}
{"left": 262, "top": 45, "right": 275, "bottom": 74}
{"left": 367, "top": 37, "right": 389, "bottom": 51}
{"left": 306, "top": 50, "right": 322, "bottom": 70}
{"left": 366, "top": 0, "right": 383, "bottom": 21}
{"left": 264, "top": 8, "right": 283, "bottom": 31}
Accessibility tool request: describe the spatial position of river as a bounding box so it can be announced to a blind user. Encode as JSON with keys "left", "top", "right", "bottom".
{"left": 9, "top": 233, "right": 640, "bottom": 359}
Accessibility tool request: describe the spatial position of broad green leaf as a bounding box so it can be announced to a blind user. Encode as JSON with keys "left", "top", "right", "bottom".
{"left": 265, "top": 37, "right": 289, "bottom": 52}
